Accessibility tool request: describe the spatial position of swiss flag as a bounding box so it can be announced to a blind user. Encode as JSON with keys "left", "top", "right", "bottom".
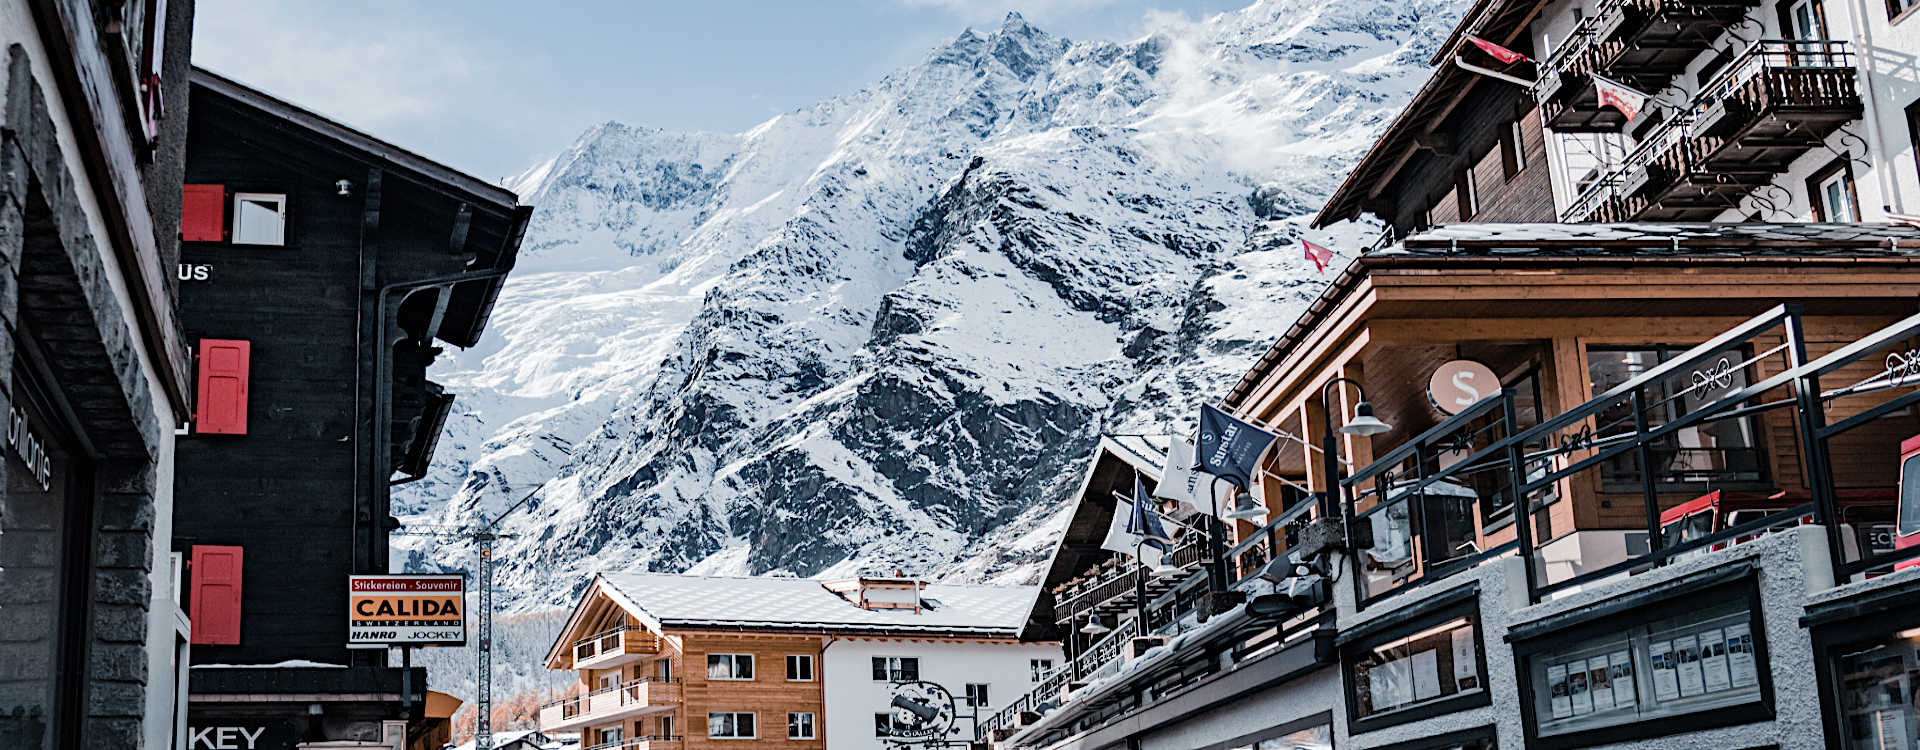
{"left": 1593, "top": 75, "right": 1649, "bottom": 121}
{"left": 1467, "top": 35, "right": 1530, "bottom": 65}
{"left": 1302, "top": 239, "right": 1334, "bottom": 274}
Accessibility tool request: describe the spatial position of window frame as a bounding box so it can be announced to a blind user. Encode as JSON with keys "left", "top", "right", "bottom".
{"left": 1583, "top": 344, "right": 1771, "bottom": 493}
{"left": 1893, "top": 0, "right": 1920, "bottom": 23}
{"left": 1342, "top": 592, "right": 1492, "bottom": 734}
{"left": 965, "top": 683, "right": 990, "bottom": 708}
{"left": 1193, "top": 710, "right": 1335, "bottom": 750}
{"left": 872, "top": 655, "right": 920, "bottom": 682}
{"left": 1369, "top": 725, "right": 1499, "bottom": 750}
{"left": 707, "top": 653, "right": 755, "bottom": 681}
{"left": 787, "top": 711, "right": 816, "bottom": 740}
{"left": 875, "top": 712, "right": 910, "bottom": 737}
{"left": 1029, "top": 658, "right": 1054, "bottom": 681}
{"left": 229, "top": 191, "right": 289, "bottom": 247}
{"left": 1808, "top": 584, "right": 1920, "bottom": 748}
{"left": 1459, "top": 166, "right": 1480, "bottom": 219}
{"left": 1512, "top": 574, "right": 1773, "bottom": 750}
{"left": 1808, "top": 159, "right": 1860, "bottom": 222}
{"left": 1501, "top": 117, "right": 1528, "bottom": 179}
{"left": 707, "top": 711, "right": 758, "bottom": 740}
{"left": 786, "top": 653, "right": 814, "bottom": 682}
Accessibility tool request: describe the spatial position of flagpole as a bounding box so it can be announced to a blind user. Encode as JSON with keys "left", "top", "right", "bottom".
{"left": 1451, "top": 57, "right": 1537, "bottom": 88}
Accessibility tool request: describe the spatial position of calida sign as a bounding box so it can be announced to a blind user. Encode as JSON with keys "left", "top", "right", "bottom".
{"left": 347, "top": 574, "right": 466, "bottom": 646}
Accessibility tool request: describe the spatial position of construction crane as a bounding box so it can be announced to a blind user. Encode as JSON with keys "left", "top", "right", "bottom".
{"left": 392, "top": 483, "right": 546, "bottom": 750}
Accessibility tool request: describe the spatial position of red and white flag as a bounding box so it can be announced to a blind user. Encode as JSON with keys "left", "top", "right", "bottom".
{"left": 1467, "top": 35, "right": 1531, "bottom": 65}
{"left": 1302, "top": 239, "right": 1334, "bottom": 274}
{"left": 1593, "top": 75, "right": 1649, "bottom": 121}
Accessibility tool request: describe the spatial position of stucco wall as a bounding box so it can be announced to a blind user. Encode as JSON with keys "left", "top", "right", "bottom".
{"left": 824, "top": 638, "right": 1060, "bottom": 750}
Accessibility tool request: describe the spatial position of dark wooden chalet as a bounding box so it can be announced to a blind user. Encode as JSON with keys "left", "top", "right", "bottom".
{"left": 172, "top": 68, "right": 528, "bottom": 746}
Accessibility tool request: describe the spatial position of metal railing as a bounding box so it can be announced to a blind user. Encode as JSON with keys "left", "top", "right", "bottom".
{"left": 983, "top": 502, "right": 1321, "bottom": 739}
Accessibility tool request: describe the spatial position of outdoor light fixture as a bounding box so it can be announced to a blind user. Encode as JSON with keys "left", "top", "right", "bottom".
{"left": 1340, "top": 401, "right": 1393, "bottom": 436}
{"left": 1081, "top": 614, "right": 1111, "bottom": 636}
{"left": 335, "top": 179, "right": 353, "bottom": 196}
{"left": 1226, "top": 489, "right": 1267, "bottom": 521}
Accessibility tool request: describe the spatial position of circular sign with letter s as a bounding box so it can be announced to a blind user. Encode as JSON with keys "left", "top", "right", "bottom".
{"left": 1429, "top": 360, "right": 1500, "bottom": 415}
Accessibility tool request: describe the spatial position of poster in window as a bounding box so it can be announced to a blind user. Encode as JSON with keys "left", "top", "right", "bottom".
{"left": 1589, "top": 658, "right": 1615, "bottom": 711}
{"left": 1549, "top": 663, "right": 1572, "bottom": 719}
{"left": 1569, "top": 658, "right": 1594, "bottom": 715}
{"left": 1675, "top": 635, "right": 1704, "bottom": 697}
{"left": 1725, "top": 623, "right": 1756, "bottom": 688}
{"left": 1651, "top": 640, "right": 1680, "bottom": 701}
{"left": 1452, "top": 627, "right": 1479, "bottom": 690}
{"left": 1700, "top": 627, "right": 1731, "bottom": 693}
{"left": 1609, "top": 651, "right": 1637, "bottom": 709}
{"left": 1412, "top": 649, "right": 1441, "bottom": 702}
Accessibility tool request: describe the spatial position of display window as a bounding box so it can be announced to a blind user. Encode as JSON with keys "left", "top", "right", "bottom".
{"left": 1514, "top": 573, "right": 1770, "bottom": 749}
{"left": 1810, "top": 588, "right": 1920, "bottom": 750}
{"left": 1343, "top": 590, "right": 1490, "bottom": 733}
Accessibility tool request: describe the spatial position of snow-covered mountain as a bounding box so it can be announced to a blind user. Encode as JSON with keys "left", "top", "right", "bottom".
{"left": 395, "top": 0, "right": 1467, "bottom": 611}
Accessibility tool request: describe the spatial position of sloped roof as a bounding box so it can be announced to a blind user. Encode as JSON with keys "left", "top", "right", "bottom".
{"left": 595, "top": 572, "right": 1037, "bottom": 636}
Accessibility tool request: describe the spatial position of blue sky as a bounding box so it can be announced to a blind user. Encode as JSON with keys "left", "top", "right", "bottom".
{"left": 192, "top": 0, "right": 1251, "bottom": 182}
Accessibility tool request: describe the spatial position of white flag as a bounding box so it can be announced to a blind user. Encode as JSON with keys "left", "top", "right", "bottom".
{"left": 1152, "top": 437, "right": 1234, "bottom": 518}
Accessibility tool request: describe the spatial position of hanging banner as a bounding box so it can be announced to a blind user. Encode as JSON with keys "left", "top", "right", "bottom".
{"left": 1195, "top": 404, "right": 1278, "bottom": 486}
{"left": 347, "top": 574, "right": 466, "bottom": 646}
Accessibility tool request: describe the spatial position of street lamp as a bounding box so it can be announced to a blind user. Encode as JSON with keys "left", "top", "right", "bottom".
{"left": 1320, "top": 377, "right": 1392, "bottom": 521}
{"left": 1080, "top": 614, "right": 1111, "bottom": 636}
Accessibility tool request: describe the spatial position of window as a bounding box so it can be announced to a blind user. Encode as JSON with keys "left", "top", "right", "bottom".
{"left": 708, "top": 712, "right": 756, "bottom": 740}
{"left": 660, "top": 715, "right": 675, "bottom": 739}
{"left": 656, "top": 657, "right": 674, "bottom": 681}
{"left": 1500, "top": 118, "right": 1528, "bottom": 179}
{"left": 1811, "top": 589, "right": 1920, "bottom": 749}
{"left": 1030, "top": 659, "right": 1054, "bottom": 681}
{"left": 1197, "top": 711, "right": 1336, "bottom": 750}
{"left": 1344, "top": 593, "right": 1489, "bottom": 733}
{"left": 230, "top": 192, "right": 287, "bottom": 246}
{"left": 1783, "top": 0, "right": 1826, "bottom": 39}
{"left": 872, "top": 656, "right": 919, "bottom": 681}
{"left": 786, "top": 654, "right": 814, "bottom": 681}
{"left": 965, "top": 683, "right": 990, "bottom": 708}
{"left": 707, "top": 653, "right": 754, "bottom": 681}
{"left": 596, "top": 727, "right": 623, "bottom": 745}
{"left": 787, "top": 712, "right": 816, "bottom": 740}
{"left": 1586, "top": 345, "right": 1766, "bottom": 491}
{"left": 1515, "top": 577, "right": 1768, "bottom": 748}
{"left": 1810, "top": 160, "right": 1860, "bottom": 222}
{"left": 1894, "top": 0, "right": 1920, "bottom": 20}
{"left": 1459, "top": 167, "right": 1480, "bottom": 218}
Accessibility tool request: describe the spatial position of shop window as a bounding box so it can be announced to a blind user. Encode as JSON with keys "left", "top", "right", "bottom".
{"left": 786, "top": 653, "right": 813, "bottom": 681}
{"left": 1585, "top": 345, "right": 1766, "bottom": 491}
{"left": 706, "top": 653, "right": 753, "bottom": 681}
{"left": 872, "top": 655, "right": 919, "bottom": 681}
{"left": 231, "top": 192, "right": 287, "bottom": 246}
{"left": 1344, "top": 595, "right": 1489, "bottom": 733}
{"left": 1198, "top": 711, "right": 1334, "bottom": 750}
{"left": 1515, "top": 576, "right": 1769, "bottom": 749}
{"left": 707, "top": 711, "right": 755, "bottom": 739}
{"left": 787, "top": 712, "right": 815, "bottom": 740}
{"left": 1810, "top": 160, "right": 1860, "bottom": 222}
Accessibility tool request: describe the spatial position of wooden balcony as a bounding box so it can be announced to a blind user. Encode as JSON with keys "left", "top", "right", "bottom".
{"left": 585, "top": 737, "right": 683, "bottom": 750}
{"left": 1563, "top": 41, "right": 1861, "bottom": 222}
{"left": 539, "top": 679, "right": 681, "bottom": 732}
{"left": 1051, "top": 535, "right": 1205, "bottom": 624}
{"left": 571, "top": 625, "right": 661, "bottom": 670}
{"left": 1539, "top": 0, "right": 1763, "bottom": 132}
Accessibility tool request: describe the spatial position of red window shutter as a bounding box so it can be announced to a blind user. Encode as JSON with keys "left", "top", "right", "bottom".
{"left": 194, "top": 339, "right": 250, "bottom": 435}
{"left": 181, "top": 184, "right": 226, "bottom": 242}
{"left": 189, "top": 545, "right": 243, "bottom": 645}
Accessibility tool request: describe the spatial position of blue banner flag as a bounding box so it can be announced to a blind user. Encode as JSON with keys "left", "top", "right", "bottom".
{"left": 1127, "top": 475, "right": 1175, "bottom": 547}
{"left": 1195, "top": 404, "right": 1278, "bottom": 486}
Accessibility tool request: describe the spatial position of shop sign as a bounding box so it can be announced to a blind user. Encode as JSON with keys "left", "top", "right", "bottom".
{"left": 6, "top": 404, "right": 51, "bottom": 491}
{"left": 884, "top": 680, "right": 957, "bottom": 741}
{"left": 1429, "top": 360, "right": 1499, "bottom": 415}
{"left": 347, "top": 574, "right": 465, "bottom": 646}
{"left": 186, "top": 721, "right": 300, "bottom": 749}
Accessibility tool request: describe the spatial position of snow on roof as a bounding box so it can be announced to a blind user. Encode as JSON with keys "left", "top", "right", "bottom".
{"left": 596, "top": 572, "right": 1038, "bottom": 636}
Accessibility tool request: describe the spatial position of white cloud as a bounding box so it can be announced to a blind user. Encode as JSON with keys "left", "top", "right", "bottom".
{"left": 191, "top": 0, "right": 484, "bottom": 130}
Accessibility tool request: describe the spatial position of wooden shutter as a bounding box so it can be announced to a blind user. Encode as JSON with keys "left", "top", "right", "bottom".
{"left": 181, "top": 184, "right": 226, "bottom": 242}
{"left": 189, "top": 545, "right": 243, "bottom": 645}
{"left": 194, "top": 339, "right": 250, "bottom": 435}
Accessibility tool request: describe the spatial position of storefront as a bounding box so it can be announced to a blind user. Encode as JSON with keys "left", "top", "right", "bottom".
{"left": 1807, "top": 575, "right": 1920, "bottom": 749}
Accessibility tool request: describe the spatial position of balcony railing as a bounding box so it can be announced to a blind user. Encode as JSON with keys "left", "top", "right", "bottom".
{"left": 571, "top": 625, "right": 661, "bottom": 669}
{"left": 1559, "top": 39, "right": 1859, "bottom": 222}
{"left": 1538, "top": 0, "right": 1763, "bottom": 130}
{"left": 539, "top": 677, "right": 682, "bottom": 731}
{"left": 984, "top": 501, "right": 1322, "bottom": 740}
{"left": 1051, "top": 525, "right": 1207, "bottom": 624}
